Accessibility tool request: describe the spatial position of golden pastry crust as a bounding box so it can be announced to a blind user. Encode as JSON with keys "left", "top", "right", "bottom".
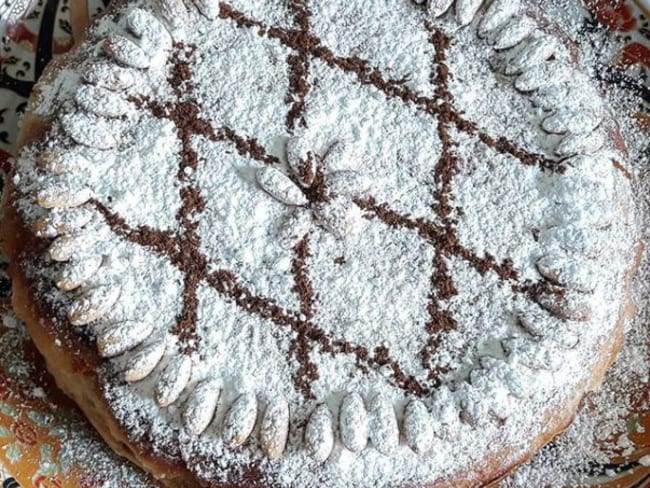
{"left": 69, "top": 0, "right": 92, "bottom": 45}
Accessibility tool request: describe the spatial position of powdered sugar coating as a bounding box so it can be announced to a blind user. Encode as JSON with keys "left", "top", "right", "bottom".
{"left": 9, "top": 0, "right": 637, "bottom": 487}
{"left": 339, "top": 392, "right": 369, "bottom": 452}
{"left": 260, "top": 396, "right": 290, "bottom": 459}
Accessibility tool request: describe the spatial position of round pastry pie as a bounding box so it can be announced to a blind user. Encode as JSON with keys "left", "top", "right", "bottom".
{"left": 2, "top": 0, "right": 641, "bottom": 486}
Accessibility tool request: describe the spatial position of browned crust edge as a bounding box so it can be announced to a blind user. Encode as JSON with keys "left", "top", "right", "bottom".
{"left": 2, "top": 188, "right": 199, "bottom": 487}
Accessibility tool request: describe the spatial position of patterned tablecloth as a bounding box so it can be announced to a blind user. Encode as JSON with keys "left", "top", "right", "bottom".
{"left": 0, "top": 1, "right": 649, "bottom": 487}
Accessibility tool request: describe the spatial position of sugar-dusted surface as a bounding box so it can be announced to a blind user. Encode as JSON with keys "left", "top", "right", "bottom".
{"left": 7, "top": 0, "right": 639, "bottom": 487}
